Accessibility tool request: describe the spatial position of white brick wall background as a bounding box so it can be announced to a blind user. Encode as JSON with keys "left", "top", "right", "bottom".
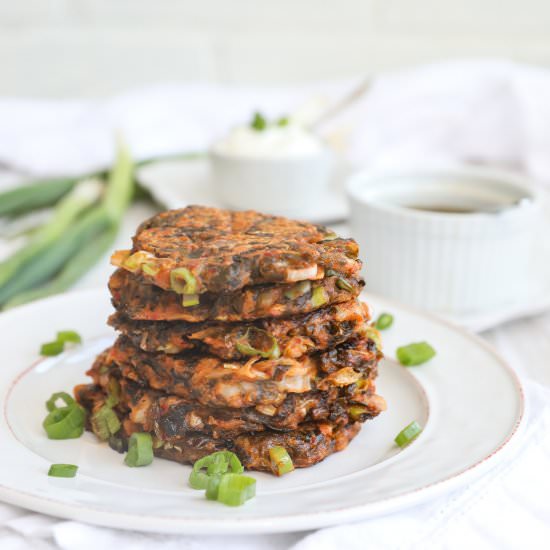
{"left": 1, "top": 0, "right": 550, "bottom": 97}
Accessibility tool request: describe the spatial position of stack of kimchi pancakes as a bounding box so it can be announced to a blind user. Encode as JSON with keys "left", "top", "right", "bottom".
{"left": 75, "top": 206, "right": 386, "bottom": 474}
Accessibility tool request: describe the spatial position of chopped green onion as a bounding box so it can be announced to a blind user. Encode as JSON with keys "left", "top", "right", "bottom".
{"left": 269, "top": 446, "right": 294, "bottom": 476}
{"left": 90, "top": 405, "right": 121, "bottom": 441}
{"left": 48, "top": 464, "right": 78, "bottom": 478}
{"left": 43, "top": 404, "right": 86, "bottom": 440}
{"left": 336, "top": 277, "right": 354, "bottom": 292}
{"left": 348, "top": 405, "right": 369, "bottom": 421}
{"left": 235, "top": 328, "right": 281, "bottom": 359}
{"left": 56, "top": 330, "right": 82, "bottom": 344}
{"left": 182, "top": 293, "right": 200, "bottom": 307}
{"left": 46, "top": 391, "right": 75, "bottom": 412}
{"left": 396, "top": 342, "right": 436, "bottom": 366}
{"left": 217, "top": 473, "right": 256, "bottom": 506}
{"left": 124, "top": 433, "right": 154, "bottom": 467}
{"left": 189, "top": 451, "right": 244, "bottom": 490}
{"left": 284, "top": 280, "right": 311, "bottom": 300}
{"left": 250, "top": 112, "right": 267, "bottom": 131}
{"left": 40, "top": 341, "right": 64, "bottom": 356}
{"left": 375, "top": 313, "right": 394, "bottom": 330}
{"left": 395, "top": 420, "right": 423, "bottom": 448}
{"left": 321, "top": 233, "right": 338, "bottom": 242}
{"left": 311, "top": 286, "right": 328, "bottom": 307}
{"left": 277, "top": 117, "right": 289, "bottom": 127}
{"left": 170, "top": 267, "right": 198, "bottom": 294}
{"left": 205, "top": 474, "right": 222, "bottom": 500}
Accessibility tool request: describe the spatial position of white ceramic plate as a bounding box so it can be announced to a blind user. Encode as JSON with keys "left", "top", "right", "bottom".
{"left": 0, "top": 289, "right": 524, "bottom": 534}
{"left": 137, "top": 157, "right": 349, "bottom": 224}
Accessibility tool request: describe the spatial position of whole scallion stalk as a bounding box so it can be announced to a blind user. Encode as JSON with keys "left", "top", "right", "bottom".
{"left": 0, "top": 179, "right": 103, "bottom": 288}
{"left": 3, "top": 140, "right": 134, "bottom": 308}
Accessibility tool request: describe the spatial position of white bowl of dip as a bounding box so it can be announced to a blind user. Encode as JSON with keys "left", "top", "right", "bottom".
{"left": 347, "top": 166, "right": 540, "bottom": 315}
{"left": 210, "top": 121, "right": 332, "bottom": 216}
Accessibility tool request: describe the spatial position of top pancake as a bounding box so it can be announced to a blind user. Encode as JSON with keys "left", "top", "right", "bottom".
{"left": 110, "top": 206, "right": 361, "bottom": 294}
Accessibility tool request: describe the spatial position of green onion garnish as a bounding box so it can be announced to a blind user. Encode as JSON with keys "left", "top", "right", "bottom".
{"left": 189, "top": 451, "right": 244, "bottom": 489}
{"left": 365, "top": 326, "right": 382, "bottom": 350}
{"left": 46, "top": 391, "right": 75, "bottom": 412}
{"left": 141, "top": 262, "right": 160, "bottom": 276}
{"left": 43, "top": 395, "right": 86, "bottom": 440}
{"left": 205, "top": 474, "right": 223, "bottom": 500}
{"left": 40, "top": 341, "right": 64, "bottom": 356}
{"left": 170, "top": 267, "right": 198, "bottom": 295}
{"left": 48, "top": 464, "right": 78, "bottom": 478}
{"left": 40, "top": 330, "right": 82, "bottom": 356}
{"left": 395, "top": 420, "right": 423, "bottom": 448}
{"left": 124, "top": 432, "right": 154, "bottom": 467}
{"left": 56, "top": 330, "right": 82, "bottom": 344}
{"left": 235, "top": 327, "right": 281, "bottom": 359}
{"left": 217, "top": 473, "right": 256, "bottom": 507}
{"left": 311, "top": 286, "right": 328, "bottom": 307}
{"left": 250, "top": 112, "right": 267, "bottom": 131}
{"left": 396, "top": 342, "right": 436, "bottom": 366}
{"left": 375, "top": 313, "right": 394, "bottom": 330}
{"left": 269, "top": 446, "right": 294, "bottom": 476}
{"left": 90, "top": 405, "right": 121, "bottom": 441}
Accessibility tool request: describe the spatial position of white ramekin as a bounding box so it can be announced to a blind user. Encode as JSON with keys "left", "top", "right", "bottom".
{"left": 209, "top": 149, "right": 333, "bottom": 217}
{"left": 347, "top": 166, "right": 540, "bottom": 315}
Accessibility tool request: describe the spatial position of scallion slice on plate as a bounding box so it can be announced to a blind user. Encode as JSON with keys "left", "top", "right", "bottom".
{"left": 396, "top": 342, "right": 436, "bottom": 366}
{"left": 375, "top": 312, "right": 394, "bottom": 330}
{"left": 217, "top": 473, "right": 256, "bottom": 507}
{"left": 48, "top": 464, "right": 78, "bottom": 478}
{"left": 40, "top": 341, "right": 65, "bottom": 356}
{"left": 124, "top": 433, "right": 154, "bottom": 467}
{"left": 395, "top": 421, "right": 423, "bottom": 448}
{"left": 56, "top": 330, "right": 82, "bottom": 344}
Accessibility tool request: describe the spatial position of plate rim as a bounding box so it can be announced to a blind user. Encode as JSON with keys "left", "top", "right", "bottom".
{"left": 0, "top": 288, "right": 525, "bottom": 534}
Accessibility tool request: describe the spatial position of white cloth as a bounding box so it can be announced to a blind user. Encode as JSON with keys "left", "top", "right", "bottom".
{"left": 2, "top": 60, "right": 550, "bottom": 549}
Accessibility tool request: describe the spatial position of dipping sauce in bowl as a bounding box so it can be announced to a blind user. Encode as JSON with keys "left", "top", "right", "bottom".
{"left": 347, "top": 166, "right": 540, "bottom": 315}
{"left": 210, "top": 114, "right": 332, "bottom": 216}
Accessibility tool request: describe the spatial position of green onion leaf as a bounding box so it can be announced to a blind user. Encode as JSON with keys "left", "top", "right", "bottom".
{"left": 395, "top": 420, "right": 423, "bottom": 448}
{"left": 269, "top": 446, "right": 294, "bottom": 476}
{"left": 235, "top": 327, "right": 281, "bottom": 359}
{"left": 40, "top": 341, "right": 64, "bottom": 356}
{"left": 124, "top": 433, "right": 154, "bottom": 467}
{"left": 46, "top": 391, "right": 75, "bottom": 412}
{"left": 396, "top": 342, "right": 436, "bottom": 366}
{"left": 217, "top": 473, "right": 256, "bottom": 506}
{"left": 142, "top": 262, "right": 160, "bottom": 277}
{"left": 250, "top": 112, "right": 267, "bottom": 131}
{"left": 189, "top": 469, "right": 210, "bottom": 490}
{"left": 170, "top": 267, "right": 198, "bottom": 295}
{"left": 375, "top": 313, "right": 394, "bottom": 330}
{"left": 90, "top": 405, "right": 121, "bottom": 441}
{"left": 56, "top": 330, "right": 82, "bottom": 344}
{"left": 311, "top": 286, "right": 328, "bottom": 308}
{"left": 43, "top": 404, "right": 86, "bottom": 440}
{"left": 48, "top": 464, "right": 78, "bottom": 478}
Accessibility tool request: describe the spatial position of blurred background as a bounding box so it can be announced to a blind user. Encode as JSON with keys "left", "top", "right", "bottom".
{"left": 1, "top": 0, "right": 550, "bottom": 332}
{"left": 3, "top": 0, "right": 550, "bottom": 97}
